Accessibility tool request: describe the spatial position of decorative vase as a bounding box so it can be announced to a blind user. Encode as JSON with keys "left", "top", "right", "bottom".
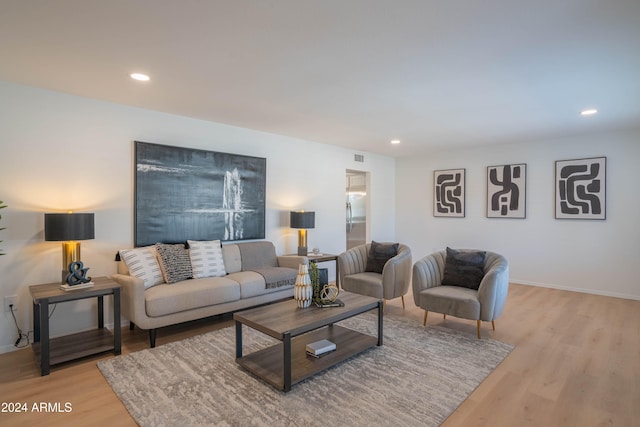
{"left": 294, "top": 264, "right": 313, "bottom": 308}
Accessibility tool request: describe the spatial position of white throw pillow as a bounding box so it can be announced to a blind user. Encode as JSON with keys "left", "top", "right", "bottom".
{"left": 119, "top": 246, "right": 165, "bottom": 289}
{"left": 188, "top": 240, "right": 226, "bottom": 278}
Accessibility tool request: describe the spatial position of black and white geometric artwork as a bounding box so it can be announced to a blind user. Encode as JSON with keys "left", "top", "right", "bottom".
{"left": 134, "top": 141, "right": 266, "bottom": 246}
{"left": 434, "top": 169, "right": 465, "bottom": 217}
{"left": 555, "top": 157, "right": 606, "bottom": 220}
{"left": 487, "top": 164, "right": 526, "bottom": 218}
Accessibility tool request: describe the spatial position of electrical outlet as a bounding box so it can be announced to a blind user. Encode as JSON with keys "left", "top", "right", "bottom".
{"left": 4, "top": 296, "right": 17, "bottom": 312}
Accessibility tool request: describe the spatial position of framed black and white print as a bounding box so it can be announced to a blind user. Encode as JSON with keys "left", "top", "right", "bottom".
{"left": 555, "top": 156, "right": 606, "bottom": 220}
{"left": 134, "top": 141, "right": 266, "bottom": 246}
{"left": 434, "top": 168, "right": 465, "bottom": 217}
{"left": 487, "top": 164, "right": 526, "bottom": 218}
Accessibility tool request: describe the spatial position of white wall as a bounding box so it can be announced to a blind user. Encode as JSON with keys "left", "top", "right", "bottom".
{"left": 396, "top": 129, "right": 640, "bottom": 301}
{"left": 0, "top": 81, "right": 396, "bottom": 352}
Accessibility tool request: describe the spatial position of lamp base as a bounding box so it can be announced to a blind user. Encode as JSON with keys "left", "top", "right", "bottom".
{"left": 298, "top": 246, "right": 308, "bottom": 256}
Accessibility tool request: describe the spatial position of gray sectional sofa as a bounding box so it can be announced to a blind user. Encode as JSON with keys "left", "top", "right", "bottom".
{"left": 112, "top": 241, "right": 304, "bottom": 347}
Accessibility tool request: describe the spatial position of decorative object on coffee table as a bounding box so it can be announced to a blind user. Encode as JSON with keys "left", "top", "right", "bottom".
{"left": 294, "top": 264, "right": 313, "bottom": 308}
{"left": 321, "top": 283, "right": 340, "bottom": 303}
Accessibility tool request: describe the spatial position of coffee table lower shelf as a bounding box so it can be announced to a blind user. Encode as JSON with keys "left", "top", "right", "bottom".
{"left": 236, "top": 325, "right": 377, "bottom": 391}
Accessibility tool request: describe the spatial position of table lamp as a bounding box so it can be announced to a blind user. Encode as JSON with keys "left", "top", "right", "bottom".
{"left": 44, "top": 212, "right": 95, "bottom": 283}
{"left": 290, "top": 211, "right": 315, "bottom": 256}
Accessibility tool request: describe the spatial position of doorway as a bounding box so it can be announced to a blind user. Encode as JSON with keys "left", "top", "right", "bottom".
{"left": 345, "top": 170, "right": 368, "bottom": 249}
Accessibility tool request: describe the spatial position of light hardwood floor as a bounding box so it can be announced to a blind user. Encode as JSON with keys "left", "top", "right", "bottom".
{"left": 0, "top": 283, "right": 638, "bottom": 426}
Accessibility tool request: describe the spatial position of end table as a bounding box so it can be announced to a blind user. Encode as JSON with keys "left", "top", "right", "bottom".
{"left": 30, "top": 276, "right": 121, "bottom": 376}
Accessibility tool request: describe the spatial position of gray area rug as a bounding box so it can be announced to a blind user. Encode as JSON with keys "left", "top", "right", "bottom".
{"left": 98, "top": 314, "right": 513, "bottom": 426}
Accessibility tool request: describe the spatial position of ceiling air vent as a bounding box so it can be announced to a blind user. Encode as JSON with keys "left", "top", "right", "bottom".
{"left": 354, "top": 154, "right": 364, "bottom": 163}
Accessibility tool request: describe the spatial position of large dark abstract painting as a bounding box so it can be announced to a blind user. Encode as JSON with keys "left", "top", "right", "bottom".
{"left": 434, "top": 168, "right": 465, "bottom": 217}
{"left": 134, "top": 141, "right": 266, "bottom": 246}
{"left": 487, "top": 164, "right": 526, "bottom": 218}
{"left": 555, "top": 157, "right": 606, "bottom": 220}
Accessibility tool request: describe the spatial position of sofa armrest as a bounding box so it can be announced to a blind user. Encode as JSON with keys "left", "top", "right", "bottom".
{"left": 411, "top": 251, "right": 446, "bottom": 306}
{"left": 477, "top": 254, "right": 510, "bottom": 321}
{"left": 277, "top": 255, "right": 308, "bottom": 269}
{"left": 381, "top": 245, "right": 412, "bottom": 300}
{"left": 338, "top": 245, "right": 369, "bottom": 283}
{"left": 110, "top": 273, "right": 148, "bottom": 326}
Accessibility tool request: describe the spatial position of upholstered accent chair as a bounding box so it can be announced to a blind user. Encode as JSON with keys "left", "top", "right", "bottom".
{"left": 412, "top": 249, "right": 509, "bottom": 338}
{"left": 338, "top": 242, "right": 412, "bottom": 308}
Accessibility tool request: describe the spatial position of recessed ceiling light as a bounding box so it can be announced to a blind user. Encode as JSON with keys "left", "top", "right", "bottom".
{"left": 390, "top": 139, "right": 401, "bottom": 145}
{"left": 580, "top": 109, "right": 598, "bottom": 116}
{"left": 130, "top": 73, "right": 150, "bottom": 81}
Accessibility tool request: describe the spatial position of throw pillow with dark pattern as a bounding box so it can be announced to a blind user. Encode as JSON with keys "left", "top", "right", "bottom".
{"left": 441, "top": 247, "right": 486, "bottom": 290}
{"left": 155, "top": 243, "right": 193, "bottom": 284}
{"left": 365, "top": 241, "right": 399, "bottom": 274}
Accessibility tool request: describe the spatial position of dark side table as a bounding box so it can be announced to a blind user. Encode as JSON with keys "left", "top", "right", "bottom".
{"left": 30, "top": 276, "right": 121, "bottom": 376}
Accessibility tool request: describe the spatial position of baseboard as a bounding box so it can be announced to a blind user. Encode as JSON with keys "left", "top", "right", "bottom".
{"left": 513, "top": 280, "right": 640, "bottom": 301}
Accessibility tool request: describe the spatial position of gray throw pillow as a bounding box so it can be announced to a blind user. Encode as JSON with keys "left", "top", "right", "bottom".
{"left": 365, "top": 241, "right": 399, "bottom": 274}
{"left": 441, "top": 247, "right": 486, "bottom": 290}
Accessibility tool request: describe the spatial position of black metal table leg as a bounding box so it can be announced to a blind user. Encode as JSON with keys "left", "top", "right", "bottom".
{"left": 113, "top": 288, "right": 121, "bottom": 355}
{"left": 377, "top": 300, "right": 383, "bottom": 346}
{"left": 40, "top": 298, "right": 50, "bottom": 376}
{"left": 235, "top": 321, "right": 243, "bottom": 358}
{"left": 283, "top": 332, "right": 292, "bottom": 392}
{"left": 98, "top": 295, "right": 104, "bottom": 329}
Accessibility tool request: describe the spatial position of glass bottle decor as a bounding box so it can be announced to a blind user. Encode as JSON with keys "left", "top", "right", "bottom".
{"left": 294, "top": 264, "right": 313, "bottom": 308}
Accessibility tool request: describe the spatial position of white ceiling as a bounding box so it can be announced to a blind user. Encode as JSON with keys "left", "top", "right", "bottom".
{"left": 1, "top": 1, "right": 639, "bottom": 157}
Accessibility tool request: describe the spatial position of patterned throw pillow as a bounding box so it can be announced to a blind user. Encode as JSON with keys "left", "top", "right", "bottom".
{"left": 187, "top": 240, "right": 226, "bottom": 278}
{"left": 119, "top": 246, "right": 164, "bottom": 289}
{"left": 441, "top": 247, "right": 486, "bottom": 290}
{"left": 155, "top": 243, "right": 193, "bottom": 284}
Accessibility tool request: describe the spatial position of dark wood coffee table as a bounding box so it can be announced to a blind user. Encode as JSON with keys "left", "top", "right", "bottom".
{"left": 233, "top": 291, "right": 383, "bottom": 392}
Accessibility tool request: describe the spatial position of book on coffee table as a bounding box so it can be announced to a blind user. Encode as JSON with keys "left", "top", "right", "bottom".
{"left": 306, "top": 339, "right": 336, "bottom": 357}
{"left": 314, "top": 299, "right": 344, "bottom": 308}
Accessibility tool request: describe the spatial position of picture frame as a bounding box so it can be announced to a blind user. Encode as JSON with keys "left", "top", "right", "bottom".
{"left": 434, "top": 168, "right": 465, "bottom": 217}
{"left": 555, "top": 156, "right": 606, "bottom": 220}
{"left": 134, "top": 141, "right": 266, "bottom": 246}
{"left": 487, "top": 163, "right": 526, "bottom": 218}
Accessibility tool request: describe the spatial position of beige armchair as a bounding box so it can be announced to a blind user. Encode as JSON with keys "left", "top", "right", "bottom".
{"left": 412, "top": 249, "right": 509, "bottom": 338}
{"left": 338, "top": 242, "right": 412, "bottom": 308}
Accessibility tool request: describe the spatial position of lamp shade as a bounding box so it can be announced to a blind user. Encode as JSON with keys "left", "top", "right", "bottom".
{"left": 290, "top": 211, "right": 315, "bottom": 229}
{"left": 44, "top": 213, "right": 95, "bottom": 241}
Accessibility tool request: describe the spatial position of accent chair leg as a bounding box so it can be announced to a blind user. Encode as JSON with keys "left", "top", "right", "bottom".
{"left": 443, "top": 314, "right": 446, "bottom": 319}
{"left": 477, "top": 320, "right": 481, "bottom": 339}
{"left": 401, "top": 295, "right": 405, "bottom": 309}
{"left": 492, "top": 320, "right": 496, "bottom": 331}
{"left": 129, "top": 321, "right": 135, "bottom": 331}
{"left": 423, "top": 310, "right": 428, "bottom": 326}
{"left": 149, "top": 329, "right": 157, "bottom": 348}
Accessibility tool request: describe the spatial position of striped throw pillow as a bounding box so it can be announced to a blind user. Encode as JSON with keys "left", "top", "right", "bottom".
{"left": 119, "top": 246, "right": 164, "bottom": 289}
{"left": 188, "top": 240, "right": 227, "bottom": 278}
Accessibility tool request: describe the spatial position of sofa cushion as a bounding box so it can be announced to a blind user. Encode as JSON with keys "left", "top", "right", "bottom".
{"left": 119, "top": 246, "right": 164, "bottom": 289}
{"left": 341, "top": 272, "right": 384, "bottom": 299}
{"left": 365, "top": 241, "right": 399, "bottom": 274}
{"left": 441, "top": 247, "right": 486, "bottom": 290}
{"left": 188, "top": 240, "right": 226, "bottom": 278}
{"left": 238, "top": 241, "right": 278, "bottom": 271}
{"left": 155, "top": 243, "right": 193, "bottom": 284}
{"left": 144, "top": 277, "right": 241, "bottom": 317}
{"left": 221, "top": 244, "right": 242, "bottom": 274}
{"left": 418, "top": 286, "right": 481, "bottom": 320}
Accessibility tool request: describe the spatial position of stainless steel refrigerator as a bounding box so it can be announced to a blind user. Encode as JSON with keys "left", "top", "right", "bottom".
{"left": 346, "top": 171, "right": 367, "bottom": 249}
